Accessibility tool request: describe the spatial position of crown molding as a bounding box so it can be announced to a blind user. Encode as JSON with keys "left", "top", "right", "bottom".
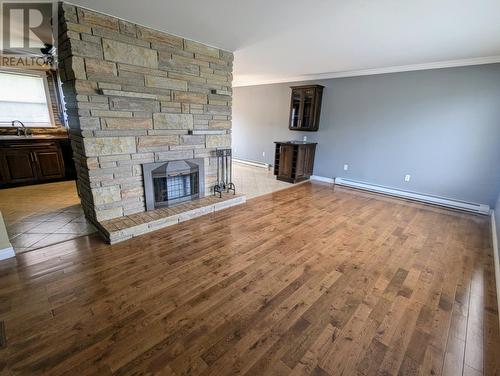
{"left": 233, "top": 56, "right": 500, "bottom": 87}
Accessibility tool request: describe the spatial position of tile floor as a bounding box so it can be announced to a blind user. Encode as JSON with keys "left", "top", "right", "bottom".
{"left": 0, "top": 181, "right": 96, "bottom": 253}
{"left": 231, "top": 162, "right": 292, "bottom": 199}
{"left": 0, "top": 163, "right": 294, "bottom": 253}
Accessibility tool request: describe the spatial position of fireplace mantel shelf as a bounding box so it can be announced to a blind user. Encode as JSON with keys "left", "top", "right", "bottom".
{"left": 98, "top": 193, "right": 246, "bottom": 244}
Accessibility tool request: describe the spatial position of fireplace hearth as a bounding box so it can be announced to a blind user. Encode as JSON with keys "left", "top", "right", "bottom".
{"left": 143, "top": 159, "right": 205, "bottom": 211}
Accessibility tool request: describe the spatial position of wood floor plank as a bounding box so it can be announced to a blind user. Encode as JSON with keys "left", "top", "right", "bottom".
{"left": 0, "top": 182, "right": 498, "bottom": 375}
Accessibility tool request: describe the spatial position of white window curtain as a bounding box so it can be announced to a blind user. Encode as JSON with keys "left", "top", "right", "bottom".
{"left": 0, "top": 71, "right": 53, "bottom": 127}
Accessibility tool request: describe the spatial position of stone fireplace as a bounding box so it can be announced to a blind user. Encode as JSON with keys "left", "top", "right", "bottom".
{"left": 57, "top": 3, "right": 237, "bottom": 243}
{"left": 143, "top": 159, "right": 204, "bottom": 210}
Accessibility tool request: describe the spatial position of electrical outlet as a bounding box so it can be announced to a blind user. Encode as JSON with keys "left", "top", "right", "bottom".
{"left": 344, "top": 164, "right": 349, "bottom": 171}
{"left": 404, "top": 174, "right": 411, "bottom": 182}
{"left": 262, "top": 151, "right": 265, "bottom": 157}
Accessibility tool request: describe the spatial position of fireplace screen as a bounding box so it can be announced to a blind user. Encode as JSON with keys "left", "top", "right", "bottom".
{"left": 143, "top": 159, "right": 205, "bottom": 211}
{"left": 153, "top": 170, "right": 199, "bottom": 204}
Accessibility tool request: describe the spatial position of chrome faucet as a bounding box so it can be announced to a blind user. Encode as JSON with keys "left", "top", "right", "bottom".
{"left": 11, "top": 120, "right": 30, "bottom": 137}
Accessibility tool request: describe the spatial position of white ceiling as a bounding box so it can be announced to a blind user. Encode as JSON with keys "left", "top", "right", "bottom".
{"left": 69, "top": 0, "right": 500, "bottom": 86}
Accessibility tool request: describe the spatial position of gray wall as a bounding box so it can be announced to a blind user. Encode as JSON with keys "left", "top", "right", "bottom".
{"left": 496, "top": 192, "right": 500, "bottom": 249}
{"left": 233, "top": 64, "right": 500, "bottom": 206}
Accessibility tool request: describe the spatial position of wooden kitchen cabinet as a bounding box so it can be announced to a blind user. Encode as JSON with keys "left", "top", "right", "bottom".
{"left": 2, "top": 148, "right": 38, "bottom": 184}
{"left": 0, "top": 138, "right": 67, "bottom": 187}
{"left": 274, "top": 141, "right": 317, "bottom": 183}
{"left": 32, "top": 149, "right": 65, "bottom": 180}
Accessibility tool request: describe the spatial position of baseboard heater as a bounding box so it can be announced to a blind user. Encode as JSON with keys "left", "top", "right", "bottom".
{"left": 334, "top": 177, "right": 490, "bottom": 215}
{"left": 233, "top": 158, "right": 270, "bottom": 169}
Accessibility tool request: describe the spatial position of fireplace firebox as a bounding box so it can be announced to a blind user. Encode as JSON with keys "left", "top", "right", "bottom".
{"left": 143, "top": 159, "right": 205, "bottom": 211}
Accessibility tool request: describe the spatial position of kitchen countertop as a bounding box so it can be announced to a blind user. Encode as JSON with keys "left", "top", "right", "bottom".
{"left": 0, "top": 135, "right": 69, "bottom": 141}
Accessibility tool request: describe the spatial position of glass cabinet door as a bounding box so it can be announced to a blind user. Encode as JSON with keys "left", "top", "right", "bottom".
{"left": 301, "top": 89, "right": 314, "bottom": 129}
{"left": 290, "top": 89, "right": 302, "bottom": 129}
{"left": 289, "top": 85, "right": 323, "bottom": 131}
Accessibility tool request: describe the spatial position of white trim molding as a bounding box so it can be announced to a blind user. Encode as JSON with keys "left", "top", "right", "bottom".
{"left": 311, "top": 175, "right": 335, "bottom": 184}
{"left": 233, "top": 56, "right": 500, "bottom": 87}
{"left": 334, "top": 178, "right": 490, "bottom": 215}
{"left": 491, "top": 211, "right": 500, "bottom": 329}
{"left": 0, "top": 246, "right": 15, "bottom": 261}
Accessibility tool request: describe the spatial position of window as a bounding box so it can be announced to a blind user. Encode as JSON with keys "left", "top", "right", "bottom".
{"left": 0, "top": 71, "right": 54, "bottom": 127}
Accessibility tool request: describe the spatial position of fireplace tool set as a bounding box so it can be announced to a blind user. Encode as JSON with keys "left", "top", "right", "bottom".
{"left": 214, "top": 148, "right": 236, "bottom": 198}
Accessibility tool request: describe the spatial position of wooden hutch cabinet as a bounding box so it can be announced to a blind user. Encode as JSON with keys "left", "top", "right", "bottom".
{"left": 274, "top": 141, "right": 317, "bottom": 183}
{"left": 289, "top": 85, "right": 324, "bottom": 131}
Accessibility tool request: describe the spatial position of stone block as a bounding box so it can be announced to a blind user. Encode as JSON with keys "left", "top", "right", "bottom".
{"left": 93, "top": 27, "right": 150, "bottom": 48}
{"left": 102, "top": 118, "right": 152, "bottom": 129}
{"left": 87, "top": 73, "right": 145, "bottom": 88}
{"left": 91, "top": 110, "right": 133, "bottom": 118}
{"left": 110, "top": 97, "right": 158, "bottom": 112}
{"left": 65, "top": 22, "right": 91, "bottom": 34}
{"left": 66, "top": 56, "right": 86, "bottom": 80}
{"left": 77, "top": 101, "right": 109, "bottom": 110}
{"left": 119, "top": 20, "right": 137, "bottom": 37}
{"left": 205, "top": 104, "right": 231, "bottom": 116}
{"left": 72, "top": 77, "right": 100, "bottom": 95}
{"left": 90, "top": 95, "right": 110, "bottom": 103}
{"left": 77, "top": 8, "right": 119, "bottom": 30}
{"left": 85, "top": 58, "right": 117, "bottom": 75}
{"left": 184, "top": 39, "right": 219, "bottom": 58}
{"left": 148, "top": 216, "right": 179, "bottom": 230}
{"left": 206, "top": 134, "right": 231, "bottom": 148}
{"left": 153, "top": 44, "right": 192, "bottom": 58}
{"left": 137, "top": 135, "right": 179, "bottom": 152}
{"left": 137, "top": 26, "right": 183, "bottom": 48}
{"left": 98, "top": 82, "right": 122, "bottom": 90}
{"left": 178, "top": 206, "right": 214, "bottom": 222}
{"left": 78, "top": 117, "right": 101, "bottom": 130}
{"left": 69, "top": 39, "right": 103, "bottom": 59}
{"left": 173, "top": 91, "right": 207, "bottom": 104}
{"left": 160, "top": 102, "right": 182, "bottom": 112}
{"left": 155, "top": 150, "right": 194, "bottom": 161}
{"left": 180, "top": 135, "right": 205, "bottom": 145}
{"left": 84, "top": 137, "right": 136, "bottom": 157}
{"left": 81, "top": 34, "right": 102, "bottom": 45}
{"left": 99, "top": 154, "right": 131, "bottom": 163}
{"left": 96, "top": 207, "right": 123, "bottom": 222}
{"left": 103, "top": 39, "right": 158, "bottom": 68}
{"left": 219, "top": 50, "right": 234, "bottom": 62}
{"left": 100, "top": 89, "right": 158, "bottom": 100}
{"left": 153, "top": 113, "right": 193, "bottom": 130}
{"left": 118, "top": 63, "right": 169, "bottom": 78}
{"left": 158, "top": 54, "right": 200, "bottom": 75}
{"left": 92, "top": 185, "right": 121, "bottom": 205}
{"left": 145, "top": 75, "right": 187, "bottom": 91}
{"left": 61, "top": 3, "right": 78, "bottom": 23}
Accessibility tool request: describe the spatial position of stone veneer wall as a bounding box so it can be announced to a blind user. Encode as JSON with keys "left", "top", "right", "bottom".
{"left": 57, "top": 3, "right": 233, "bottom": 223}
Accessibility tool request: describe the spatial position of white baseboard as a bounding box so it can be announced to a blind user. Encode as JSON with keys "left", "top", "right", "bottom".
{"left": 334, "top": 177, "right": 490, "bottom": 215}
{"left": 0, "top": 246, "right": 15, "bottom": 261}
{"left": 491, "top": 211, "right": 500, "bottom": 329}
{"left": 311, "top": 175, "right": 335, "bottom": 184}
{"left": 233, "top": 158, "right": 270, "bottom": 169}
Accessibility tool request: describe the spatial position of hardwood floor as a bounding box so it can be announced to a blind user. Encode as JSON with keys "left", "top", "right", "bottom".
{"left": 0, "top": 182, "right": 498, "bottom": 375}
